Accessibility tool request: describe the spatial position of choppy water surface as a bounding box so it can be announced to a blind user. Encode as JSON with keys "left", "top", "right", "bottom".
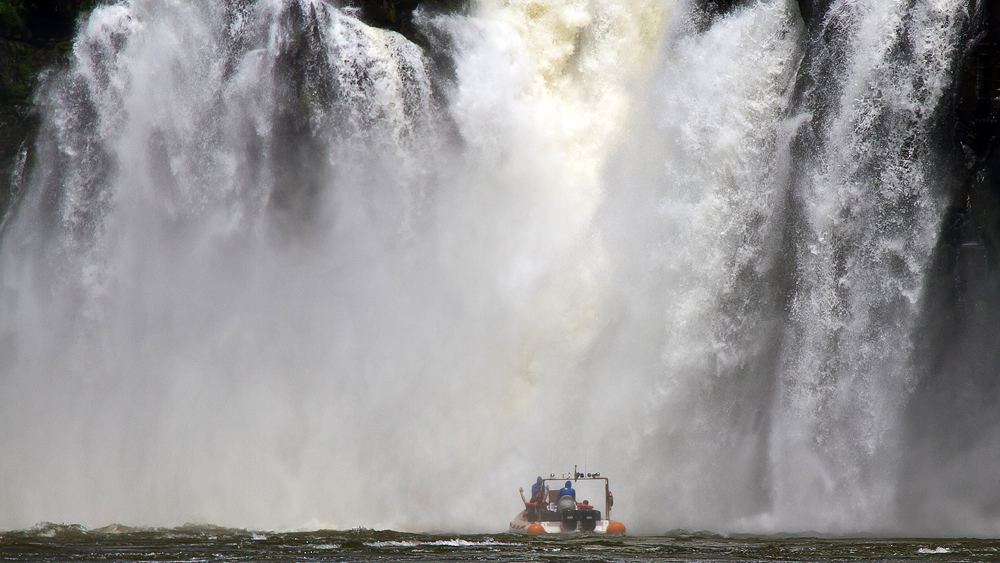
{"left": 2, "top": 526, "right": 997, "bottom": 563}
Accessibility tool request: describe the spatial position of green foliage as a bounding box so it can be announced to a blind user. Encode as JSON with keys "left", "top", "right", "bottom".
{"left": 0, "top": 1, "right": 24, "bottom": 38}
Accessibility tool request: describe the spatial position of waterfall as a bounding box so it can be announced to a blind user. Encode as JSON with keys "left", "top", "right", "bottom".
{"left": 0, "top": 0, "right": 974, "bottom": 534}
{"left": 772, "top": 0, "right": 966, "bottom": 530}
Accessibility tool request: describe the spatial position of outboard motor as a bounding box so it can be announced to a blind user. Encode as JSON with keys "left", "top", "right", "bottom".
{"left": 557, "top": 495, "right": 578, "bottom": 532}
{"left": 579, "top": 508, "right": 599, "bottom": 532}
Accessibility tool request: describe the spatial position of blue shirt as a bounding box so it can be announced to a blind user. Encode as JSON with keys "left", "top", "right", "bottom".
{"left": 558, "top": 485, "right": 576, "bottom": 500}
{"left": 530, "top": 482, "right": 542, "bottom": 501}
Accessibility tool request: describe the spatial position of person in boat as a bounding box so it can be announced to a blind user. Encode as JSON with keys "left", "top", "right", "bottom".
{"left": 519, "top": 477, "right": 545, "bottom": 521}
{"left": 558, "top": 480, "right": 576, "bottom": 500}
{"left": 518, "top": 487, "right": 535, "bottom": 520}
{"left": 531, "top": 476, "right": 545, "bottom": 504}
{"left": 576, "top": 499, "right": 594, "bottom": 510}
{"left": 518, "top": 477, "right": 545, "bottom": 522}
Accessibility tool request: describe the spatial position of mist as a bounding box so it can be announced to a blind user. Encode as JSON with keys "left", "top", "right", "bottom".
{"left": 0, "top": 0, "right": 986, "bottom": 535}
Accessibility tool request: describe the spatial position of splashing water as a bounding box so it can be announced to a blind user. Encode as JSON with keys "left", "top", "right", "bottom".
{"left": 0, "top": 0, "right": 973, "bottom": 534}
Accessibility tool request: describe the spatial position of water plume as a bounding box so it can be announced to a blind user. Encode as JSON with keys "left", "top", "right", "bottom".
{"left": 0, "top": 0, "right": 978, "bottom": 534}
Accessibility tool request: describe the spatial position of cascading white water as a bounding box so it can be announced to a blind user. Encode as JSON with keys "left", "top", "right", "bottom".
{"left": 769, "top": 0, "right": 967, "bottom": 531}
{"left": 0, "top": 0, "right": 972, "bottom": 534}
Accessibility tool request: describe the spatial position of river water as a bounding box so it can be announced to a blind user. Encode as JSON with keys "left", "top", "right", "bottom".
{"left": 3, "top": 526, "right": 997, "bottom": 563}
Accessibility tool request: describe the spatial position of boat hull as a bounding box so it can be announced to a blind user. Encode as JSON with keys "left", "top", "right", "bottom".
{"left": 508, "top": 512, "right": 618, "bottom": 534}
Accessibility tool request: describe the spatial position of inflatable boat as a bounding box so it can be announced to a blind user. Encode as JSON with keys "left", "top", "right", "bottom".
{"left": 509, "top": 469, "right": 625, "bottom": 534}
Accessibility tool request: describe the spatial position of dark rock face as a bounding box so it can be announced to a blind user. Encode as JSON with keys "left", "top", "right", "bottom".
{"left": 933, "top": 0, "right": 1000, "bottom": 332}
{"left": 794, "top": 0, "right": 832, "bottom": 28}
{"left": 19, "top": 1, "right": 92, "bottom": 43}
{"left": 692, "top": 0, "right": 743, "bottom": 27}
{"left": 344, "top": 0, "right": 466, "bottom": 37}
{"left": 697, "top": 0, "right": 827, "bottom": 27}
{"left": 955, "top": 2, "right": 1000, "bottom": 163}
